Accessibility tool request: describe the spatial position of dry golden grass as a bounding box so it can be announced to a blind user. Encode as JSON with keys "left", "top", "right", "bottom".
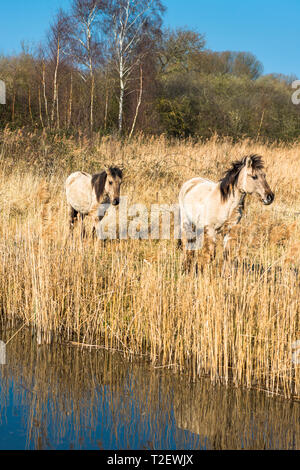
{"left": 0, "top": 128, "right": 299, "bottom": 399}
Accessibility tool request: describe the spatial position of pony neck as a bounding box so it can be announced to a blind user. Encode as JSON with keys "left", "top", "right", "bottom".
{"left": 220, "top": 183, "right": 246, "bottom": 210}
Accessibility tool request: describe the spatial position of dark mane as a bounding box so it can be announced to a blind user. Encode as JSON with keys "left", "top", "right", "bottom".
{"left": 91, "top": 171, "right": 107, "bottom": 202}
{"left": 220, "top": 154, "right": 264, "bottom": 201}
{"left": 91, "top": 167, "right": 123, "bottom": 202}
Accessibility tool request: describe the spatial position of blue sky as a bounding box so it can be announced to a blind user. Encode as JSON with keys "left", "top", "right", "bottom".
{"left": 0, "top": 0, "right": 298, "bottom": 77}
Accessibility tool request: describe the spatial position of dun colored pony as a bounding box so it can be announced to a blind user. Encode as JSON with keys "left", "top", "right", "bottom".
{"left": 66, "top": 167, "right": 123, "bottom": 238}
{"left": 179, "top": 155, "right": 274, "bottom": 269}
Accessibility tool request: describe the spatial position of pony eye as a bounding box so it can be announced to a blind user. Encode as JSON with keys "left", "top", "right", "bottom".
{"left": 252, "top": 175, "right": 258, "bottom": 180}
{"left": 109, "top": 181, "right": 113, "bottom": 185}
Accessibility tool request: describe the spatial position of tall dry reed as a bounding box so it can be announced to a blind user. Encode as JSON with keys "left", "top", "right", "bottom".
{"left": 0, "top": 129, "right": 299, "bottom": 398}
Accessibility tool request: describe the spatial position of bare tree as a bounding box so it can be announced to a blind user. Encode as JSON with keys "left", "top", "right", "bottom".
{"left": 67, "top": 72, "right": 73, "bottom": 128}
{"left": 231, "top": 52, "right": 263, "bottom": 80}
{"left": 106, "top": 0, "right": 164, "bottom": 135}
{"left": 129, "top": 64, "right": 143, "bottom": 138}
{"left": 66, "top": 0, "right": 105, "bottom": 132}
{"left": 40, "top": 10, "right": 72, "bottom": 130}
{"left": 41, "top": 60, "right": 50, "bottom": 128}
{"left": 157, "top": 28, "right": 206, "bottom": 75}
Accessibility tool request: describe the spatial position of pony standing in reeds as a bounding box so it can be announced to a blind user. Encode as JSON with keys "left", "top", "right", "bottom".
{"left": 179, "top": 155, "right": 274, "bottom": 269}
{"left": 66, "top": 166, "right": 123, "bottom": 238}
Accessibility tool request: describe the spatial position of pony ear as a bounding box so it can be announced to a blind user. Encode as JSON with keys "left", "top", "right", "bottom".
{"left": 245, "top": 156, "right": 252, "bottom": 168}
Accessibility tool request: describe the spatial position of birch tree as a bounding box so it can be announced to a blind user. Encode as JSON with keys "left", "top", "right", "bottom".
{"left": 107, "top": 0, "right": 164, "bottom": 135}
{"left": 67, "top": 0, "right": 105, "bottom": 132}
{"left": 48, "top": 10, "right": 71, "bottom": 129}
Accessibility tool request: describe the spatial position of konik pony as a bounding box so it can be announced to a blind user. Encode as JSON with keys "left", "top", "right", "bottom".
{"left": 178, "top": 155, "right": 274, "bottom": 269}
{"left": 66, "top": 167, "right": 123, "bottom": 238}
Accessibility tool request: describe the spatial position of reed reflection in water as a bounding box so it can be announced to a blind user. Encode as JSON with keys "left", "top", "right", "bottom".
{"left": 0, "top": 328, "right": 299, "bottom": 450}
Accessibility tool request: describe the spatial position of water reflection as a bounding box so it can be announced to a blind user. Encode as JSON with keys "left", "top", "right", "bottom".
{"left": 0, "top": 328, "right": 299, "bottom": 450}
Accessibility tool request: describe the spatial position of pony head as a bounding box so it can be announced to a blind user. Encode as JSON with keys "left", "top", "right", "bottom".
{"left": 92, "top": 167, "right": 123, "bottom": 206}
{"left": 220, "top": 155, "right": 274, "bottom": 205}
{"left": 105, "top": 167, "right": 123, "bottom": 206}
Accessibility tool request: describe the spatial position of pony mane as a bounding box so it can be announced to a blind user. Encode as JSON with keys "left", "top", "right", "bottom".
{"left": 220, "top": 154, "right": 264, "bottom": 201}
{"left": 91, "top": 171, "right": 107, "bottom": 202}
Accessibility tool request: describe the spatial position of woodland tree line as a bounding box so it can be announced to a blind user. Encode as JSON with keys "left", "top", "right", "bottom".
{"left": 0, "top": 0, "right": 299, "bottom": 141}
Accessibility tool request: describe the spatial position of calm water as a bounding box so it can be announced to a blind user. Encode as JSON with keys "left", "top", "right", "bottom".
{"left": 0, "top": 328, "right": 299, "bottom": 450}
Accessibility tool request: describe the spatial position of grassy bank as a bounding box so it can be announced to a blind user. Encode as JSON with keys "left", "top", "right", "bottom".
{"left": 0, "top": 128, "right": 299, "bottom": 399}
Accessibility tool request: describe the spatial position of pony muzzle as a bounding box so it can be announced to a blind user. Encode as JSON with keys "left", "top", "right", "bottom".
{"left": 263, "top": 192, "right": 274, "bottom": 205}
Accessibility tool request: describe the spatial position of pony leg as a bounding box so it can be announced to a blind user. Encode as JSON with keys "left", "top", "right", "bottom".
{"left": 182, "top": 238, "right": 195, "bottom": 272}
{"left": 69, "top": 207, "right": 86, "bottom": 239}
{"left": 179, "top": 204, "right": 202, "bottom": 271}
{"left": 93, "top": 214, "right": 106, "bottom": 241}
{"left": 181, "top": 221, "right": 198, "bottom": 272}
{"left": 80, "top": 214, "right": 87, "bottom": 239}
{"left": 89, "top": 205, "right": 103, "bottom": 240}
{"left": 202, "top": 226, "right": 216, "bottom": 263}
{"left": 222, "top": 223, "right": 240, "bottom": 260}
{"left": 221, "top": 232, "right": 233, "bottom": 277}
{"left": 223, "top": 203, "right": 244, "bottom": 259}
{"left": 223, "top": 232, "right": 233, "bottom": 260}
{"left": 69, "top": 206, "right": 78, "bottom": 231}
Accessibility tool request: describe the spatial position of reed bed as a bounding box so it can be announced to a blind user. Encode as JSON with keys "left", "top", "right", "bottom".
{"left": 0, "top": 128, "right": 299, "bottom": 399}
